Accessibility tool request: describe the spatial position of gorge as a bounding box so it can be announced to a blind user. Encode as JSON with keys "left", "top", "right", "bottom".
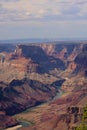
{"left": 0, "top": 41, "right": 87, "bottom": 130}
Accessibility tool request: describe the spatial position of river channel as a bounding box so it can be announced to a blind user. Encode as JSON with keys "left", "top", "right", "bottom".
{"left": 6, "top": 89, "right": 64, "bottom": 130}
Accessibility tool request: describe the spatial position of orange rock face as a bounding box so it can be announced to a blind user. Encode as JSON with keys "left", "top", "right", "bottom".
{"left": 0, "top": 43, "right": 87, "bottom": 130}
{"left": 68, "top": 62, "right": 77, "bottom": 70}
{"left": 6, "top": 51, "right": 39, "bottom": 73}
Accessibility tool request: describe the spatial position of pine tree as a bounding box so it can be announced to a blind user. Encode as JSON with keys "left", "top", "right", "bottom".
{"left": 75, "top": 105, "right": 87, "bottom": 130}
{"left": 83, "top": 105, "right": 87, "bottom": 122}
{"left": 75, "top": 123, "right": 86, "bottom": 130}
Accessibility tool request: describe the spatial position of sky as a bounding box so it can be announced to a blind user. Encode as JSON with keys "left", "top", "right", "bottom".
{"left": 0, "top": 0, "right": 87, "bottom": 40}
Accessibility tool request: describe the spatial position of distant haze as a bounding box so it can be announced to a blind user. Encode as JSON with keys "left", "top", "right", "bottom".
{"left": 0, "top": 38, "right": 87, "bottom": 45}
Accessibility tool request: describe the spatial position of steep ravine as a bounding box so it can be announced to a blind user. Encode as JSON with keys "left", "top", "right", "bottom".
{"left": 0, "top": 78, "right": 65, "bottom": 130}
{"left": 0, "top": 78, "right": 65, "bottom": 113}
{"left": 0, "top": 43, "right": 87, "bottom": 130}
{"left": 6, "top": 86, "right": 65, "bottom": 130}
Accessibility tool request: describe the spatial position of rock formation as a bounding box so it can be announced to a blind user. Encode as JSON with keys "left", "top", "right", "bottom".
{"left": 6, "top": 44, "right": 66, "bottom": 74}
{"left": 74, "top": 44, "right": 87, "bottom": 76}
{"left": 0, "top": 111, "right": 19, "bottom": 129}
{"left": 0, "top": 78, "right": 58, "bottom": 115}
{"left": 0, "top": 42, "right": 87, "bottom": 130}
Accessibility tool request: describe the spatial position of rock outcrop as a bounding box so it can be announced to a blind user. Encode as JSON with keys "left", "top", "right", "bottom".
{"left": 11, "top": 43, "right": 84, "bottom": 74}
{"left": 0, "top": 78, "right": 58, "bottom": 115}
{"left": 40, "top": 43, "right": 82, "bottom": 61}
{"left": 1, "top": 43, "right": 85, "bottom": 75}
{"left": 7, "top": 44, "right": 66, "bottom": 74}
{"left": 74, "top": 44, "right": 87, "bottom": 76}
{"left": 0, "top": 42, "right": 87, "bottom": 130}
{"left": 0, "top": 111, "right": 19, "bottom": 129}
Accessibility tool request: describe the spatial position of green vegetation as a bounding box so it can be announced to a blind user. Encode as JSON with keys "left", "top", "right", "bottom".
{"left": 75, "top": 105, "right": 87, "bottom": 130}
{"left": 75, "top": 124, "right": 86, "bottom": 130}
{"left": 82, "top": 105, "right": 87, "bottom": 122}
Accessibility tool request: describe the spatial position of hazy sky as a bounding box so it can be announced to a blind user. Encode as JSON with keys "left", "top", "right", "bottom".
{"left": 0, "top": 0, "right": 87, "bottom": 40}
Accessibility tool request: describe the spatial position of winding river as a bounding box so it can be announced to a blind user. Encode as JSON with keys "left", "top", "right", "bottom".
{"left": 52, "top": 89, "right": 64, "bottom": 100}
{"left": 6, "top": 89, "right": 64, "bottom": 130}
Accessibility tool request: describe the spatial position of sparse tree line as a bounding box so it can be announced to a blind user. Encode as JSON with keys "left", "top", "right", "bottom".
{"left": 74, "top": 105, "right": 87, "bottom": 130}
